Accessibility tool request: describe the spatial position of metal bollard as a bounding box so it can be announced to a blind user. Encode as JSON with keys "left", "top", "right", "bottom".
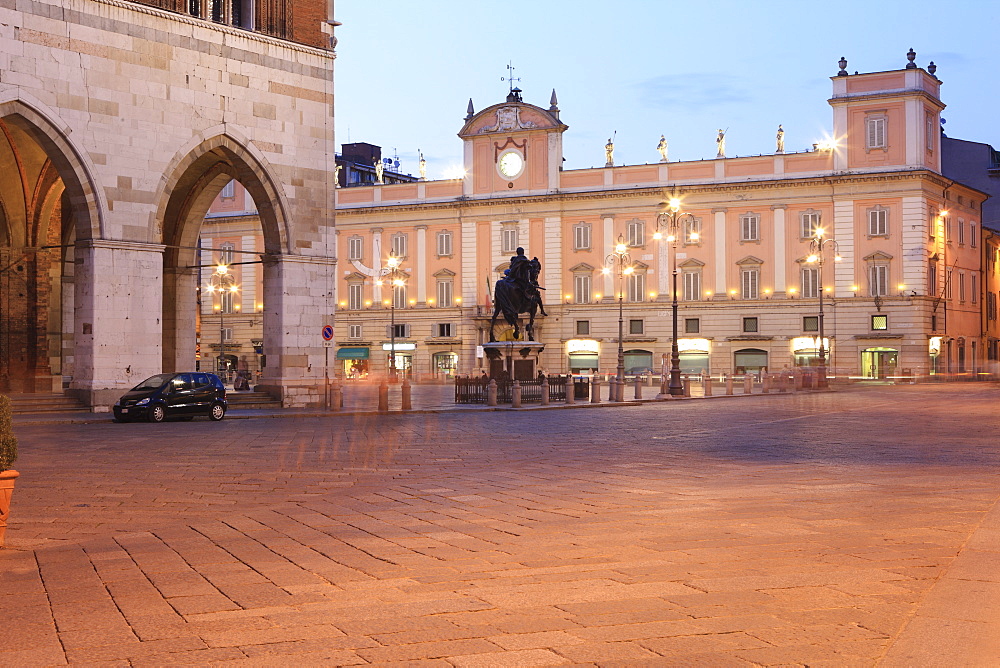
{"left": 591, "top": 377, "right": 602, "bottom": 403}
{"left": 634, "top": 377, "right": 642, "bottom": 400}
{"left": 744, "top": 373, "right": 753, "bottom": 394}
{"left": 487, "top": 379, "right": 498, "bottom": 406}
{"left": 725, "top": 373, "right": 734, "bottom": 395}
{"left": 762, "top": 373, "right": 771, "bottom": 394}
{"left": 704, "top": 374, "right": 713, "bottom": 396}
{"left": 541, "top": 377, "right": 550, "bottom": 406}
{"left": 401, "top": 377, "right": 412, "bottom": 410}
{"left": 377, "top": 380, "right": 389, "bottom": 412}
{"left": 512, "top": 379, "right": 522, "bottom": 408}
{"left": 566, "top": 378, "right": 576, "bottom": 404}
{"left": 683, "top": 376, "right": 692, "bottom": 397}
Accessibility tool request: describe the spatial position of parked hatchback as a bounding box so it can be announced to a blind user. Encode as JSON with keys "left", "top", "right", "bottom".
{"left": 114, "top": 372, "right": 227, "bottom": 422}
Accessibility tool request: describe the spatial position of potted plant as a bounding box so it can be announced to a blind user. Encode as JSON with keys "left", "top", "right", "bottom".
{"left": 0, "top": 394, "right": 18, "bottom": 548}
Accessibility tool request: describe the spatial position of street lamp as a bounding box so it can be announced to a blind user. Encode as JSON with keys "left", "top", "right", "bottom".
{"left": 204, "top": 263, "right": 239, "bottom": 381}
{"left": 806, "top": 227, "right": 841, "bottom": 388}
{"left": 655, "top": 197, "right": 694, "bottom": 397}
{"left": 603, "top": 234, "right": 633, "bottom": 401}
{"left": 376, "top": 251, "right": 405, "bottom": 382}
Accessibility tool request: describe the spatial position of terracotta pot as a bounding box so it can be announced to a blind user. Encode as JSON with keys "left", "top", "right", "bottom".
{"left": 0, "top": 470, "right": 18, "bottom": 548}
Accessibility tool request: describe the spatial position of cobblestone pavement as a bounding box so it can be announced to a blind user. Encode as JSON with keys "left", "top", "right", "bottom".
{"left": 2, "top": 383, "right": 999, "bottom": 666}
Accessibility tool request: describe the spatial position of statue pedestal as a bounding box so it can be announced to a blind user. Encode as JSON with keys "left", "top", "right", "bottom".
{"left": 483, "top": 341, "right": 545, "bottom": 381}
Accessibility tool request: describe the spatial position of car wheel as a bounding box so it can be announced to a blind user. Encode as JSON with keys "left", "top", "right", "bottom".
{"left": 209, "top": 402, "right": 226, "bottom": 421}
{"left": 148, "top": 404, "right": 166, "bottom": 423}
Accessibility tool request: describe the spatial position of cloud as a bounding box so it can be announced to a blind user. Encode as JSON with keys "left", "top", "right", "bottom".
{"left": 636, "top": 73, "right": 753, "bottom": 109}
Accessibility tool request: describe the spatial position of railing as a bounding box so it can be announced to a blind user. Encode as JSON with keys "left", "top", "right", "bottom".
{"left": 455, "top": 376, "right": 583, "bottom": 404}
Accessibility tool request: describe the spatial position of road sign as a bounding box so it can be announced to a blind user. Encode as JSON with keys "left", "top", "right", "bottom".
{"left": 322, "top": 325, "right": 334, "bottom": 341}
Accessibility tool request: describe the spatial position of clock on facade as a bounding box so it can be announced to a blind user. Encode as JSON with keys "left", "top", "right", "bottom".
{"left": 497, "top": 149, "right": 524, "bottom": 179}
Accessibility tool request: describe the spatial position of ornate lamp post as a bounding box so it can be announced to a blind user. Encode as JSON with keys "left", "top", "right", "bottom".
{"left": 376, "top": 251, "right": 405, "bottom": 382}
{"left": 655, "top": 197, "right": 693, "bottom": 397}
{"left": 806, "top": 228, "right": 841, "bottom": 388}
{"left": 204, "top": 263, "right": 239, "bottom": 381}
{"left": 603, "top": 234, "right": 633, "bottom": 401}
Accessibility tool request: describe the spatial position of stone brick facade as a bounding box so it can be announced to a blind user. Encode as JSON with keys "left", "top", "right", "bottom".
{"left": 0, "top": 0, "right": 337, "bottom": 408}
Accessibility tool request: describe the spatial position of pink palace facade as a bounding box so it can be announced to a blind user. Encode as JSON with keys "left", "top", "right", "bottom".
{"left": 332, "top": 56, "right": 986, "bottom": 382}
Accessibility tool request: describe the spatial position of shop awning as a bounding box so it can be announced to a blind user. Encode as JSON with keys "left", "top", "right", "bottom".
{"left": 336, "top": 347, "right": 370, "bottom": 360}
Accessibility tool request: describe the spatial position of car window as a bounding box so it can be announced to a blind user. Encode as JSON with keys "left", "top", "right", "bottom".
{"left": 193, "top": 373, "right": 210, "bottom": 388}
{"left": 171, "top": 374, "right": 194, "bottom": 392}
{"left": 132, "top": 374, "right": 175, "bottom": 391}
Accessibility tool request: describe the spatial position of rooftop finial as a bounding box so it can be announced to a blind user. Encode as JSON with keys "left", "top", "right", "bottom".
{"left": 549, "top": 89, "right": 558, "bottom": 110}
{"left": 928, "top": 61, "right": 938, "bottom": 78}
{"left": 837, "top": 56, "right": 848, "bottom": 76}
{"left": 501, "top": 62, "right": 522, "bottom": 102}
{"left": 906, "top": 48, "right": 917, "bottom": 69}
{"left": 465, "top": 98, "right": 474, "bottom": 121}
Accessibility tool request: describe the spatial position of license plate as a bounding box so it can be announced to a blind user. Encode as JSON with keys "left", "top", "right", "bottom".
{"left": 121, "top": 409, "right": 128, "bottom": 414}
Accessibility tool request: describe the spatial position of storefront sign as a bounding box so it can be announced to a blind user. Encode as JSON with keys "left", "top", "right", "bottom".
{"left": 336, "top": 347, "right": 369, "bottom": 360}
{"left": 791, "top": 336, "right": 830, "bottom": 352}
{"left": 566, "top": 339, "right": 600, "bottom": 354}
{"left": 929, "top": 336, "right": 942, "bottom": 355}
{"left": 382, "top": 343, "right": 416, "bottom": 351}
{"left": 677, "top": 338, "right": 711, "bottom": 353}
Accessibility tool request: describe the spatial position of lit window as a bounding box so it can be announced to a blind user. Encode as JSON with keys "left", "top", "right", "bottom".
{"left": 871, "top": 315, "right": 888, "bottom": 331}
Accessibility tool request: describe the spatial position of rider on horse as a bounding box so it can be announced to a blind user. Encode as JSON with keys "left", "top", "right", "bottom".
{"left": 505, "top": 248, "right": 547, "bottom": 316}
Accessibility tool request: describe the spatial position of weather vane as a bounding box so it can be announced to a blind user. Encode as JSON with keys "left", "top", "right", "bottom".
{"left": 501, "top": 62, "right": 520, "bottom": 94}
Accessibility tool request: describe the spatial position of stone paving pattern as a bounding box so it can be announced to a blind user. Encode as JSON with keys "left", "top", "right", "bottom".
{"left": 2, "top": 384, "right": 999, "bottom": 666}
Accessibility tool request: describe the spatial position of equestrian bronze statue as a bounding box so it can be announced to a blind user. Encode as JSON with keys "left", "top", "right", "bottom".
{"left": 489, "top": 247, "right": 547, "bottom": 342}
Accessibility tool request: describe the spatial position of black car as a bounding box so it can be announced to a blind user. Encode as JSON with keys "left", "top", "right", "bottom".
{"left": 114, "top": 372, "right": 227, "bottom": 422}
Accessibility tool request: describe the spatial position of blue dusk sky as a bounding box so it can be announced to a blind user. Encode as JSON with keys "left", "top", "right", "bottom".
{"left": 333, "top": 1, "right": 998, "bottom": 180}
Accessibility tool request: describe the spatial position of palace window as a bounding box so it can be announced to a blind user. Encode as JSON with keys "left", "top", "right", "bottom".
{"left": 801, "top": 266, "right": 819, "bottom": 298}
{"left": 958, "top": 219, "right": 966, "bottom": 245}
{"left": 348, "top": 282, "right": 364, "bottom": 310}
{"left": 870, "top": 264, "right": 889, "bottom": 297}
{"left": 390, "top": 232, "right": 408, "bottom": 258}
{"left": 436, "top": 230, "right": 453, "bottom": 257}
{"left": 868, "top": 206, "right": 889, "bottom": 237}
{"left": 803, "top": 316, "right": 819, "bottom": 332}
{"left": 626, "top": 219, "right": 645, "bottom": 247}
{"left": 576, "top": 320, "right": 590, "bottom": 336}
{"left": 971, "top": 223, "right": 978, "bottom": 247}
{"left": 436, "top": 278, "right": 453, "bottom": 307}
{"left": 627, "top": 270, "right": 646, "bottom": 303}
{"left": 347, "top": 236, "right": 363, "bottom": 261}
{"left": 800, "top": 210, "right": 821, "bottom": 239}
{"left": 959, "top": 271, "right": 966, "bottom": 302}
{"left": 573, "top": 222, "right": 592, "bottom": 250}
{"left": 501, "top": 226, "right": 519, "bottom": 253}
{"left": 220, "top": 179, "right": 235, "bottom": 199}
{"left": 683, "top": 215, "right": 702, "bottom": 244}
{"left": 871, "top": 314, "right": 888, "bottom": 331}
{"left": 629, "top": 319, "right": 644, "bottom": 335}
{"left": 866, "top": 115, "right": 887, "bottom": 150}
{"left": 435, "top": 323, "right": 453, "bottom": 338}
{"left": 928, "top": 259, "right": 938, "bottom": 297}
{"left": 573, "top": 274, "right": 591, "bottom": 304}
{"left": 972, "top": 274, "right": 978, "bottom": 303}
{"left": 742, "top": 317, "right": 759, "bottom": 333}
{"left": 682, "top": 269, "right": 702, "bottom": 301}
{"left": 741, "top": 267, "right": 760, "bottom": 300}
{"left": 740, "top": 213, "right": 760, "bottom": 242}
{"left": 348, "top": 324, "right": 362, "bottom": 339}
{"left": 946, "top": 269, "right": 953, "bottom": 300}
{"left": 685, "top": 318, "right": 700, "bottom": 334}
{"left": 392, "top": 283, "right": 407, "bottom": 309}
{"left": 220, "top": 290, "right": 235, "bottom": 314}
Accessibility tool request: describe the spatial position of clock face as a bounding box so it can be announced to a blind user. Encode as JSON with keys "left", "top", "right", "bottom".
{"left": 497, "top": 150, "right": 524, "bottom": 179}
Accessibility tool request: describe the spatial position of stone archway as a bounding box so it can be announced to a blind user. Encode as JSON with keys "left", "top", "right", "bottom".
{"left": 154, "top": 131, "right": 290, "bottom": 381}
{"left": 0, "top": 97, "right": 103, "bottom": 392}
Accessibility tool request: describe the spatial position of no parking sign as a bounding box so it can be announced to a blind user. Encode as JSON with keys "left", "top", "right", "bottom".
{"left": 322, "top": 325, "right": 334, "bottom": 347}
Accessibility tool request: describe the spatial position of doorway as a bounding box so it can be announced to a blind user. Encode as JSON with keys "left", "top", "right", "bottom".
{"left": 861, "top": 348, "right": 898, "bottom": 379}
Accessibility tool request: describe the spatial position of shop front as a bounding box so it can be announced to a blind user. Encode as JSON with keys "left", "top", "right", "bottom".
{"left": 791, "top": 336, "right": 831, "bottom": 368}
{"left": 432, "top": 351, "right": 458, "bottom": 379}
{"left": 734, "top": 348, "right": 768, "bottom": 376}
{"left": 861, "top": 347, "right": 898, "bottom": 379}
{"left": 566, "top": 339, "right": 600, "bottom": 375}
{"left": 677, "top": 338, "right": 711, "bottom": 375}
{"left": 929, "top": 336, "right": 942, "bottom": 375}
{"left": 337, "top": 346, "right": 370, "bottom": 379}
{"left": 624, "top": 349, "right": 653, "bottom": 377}
{"left": 383, "top": 342, "right": 415, "bottom": 378}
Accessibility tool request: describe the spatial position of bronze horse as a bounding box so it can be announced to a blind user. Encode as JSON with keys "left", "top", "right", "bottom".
{"left": 489, "top": 257, "right": 547, "bottom": 342}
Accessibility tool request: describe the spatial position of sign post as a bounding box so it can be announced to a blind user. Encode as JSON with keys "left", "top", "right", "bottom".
{"left": 322, "top": 325, "right": 334, "bottom": 409}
